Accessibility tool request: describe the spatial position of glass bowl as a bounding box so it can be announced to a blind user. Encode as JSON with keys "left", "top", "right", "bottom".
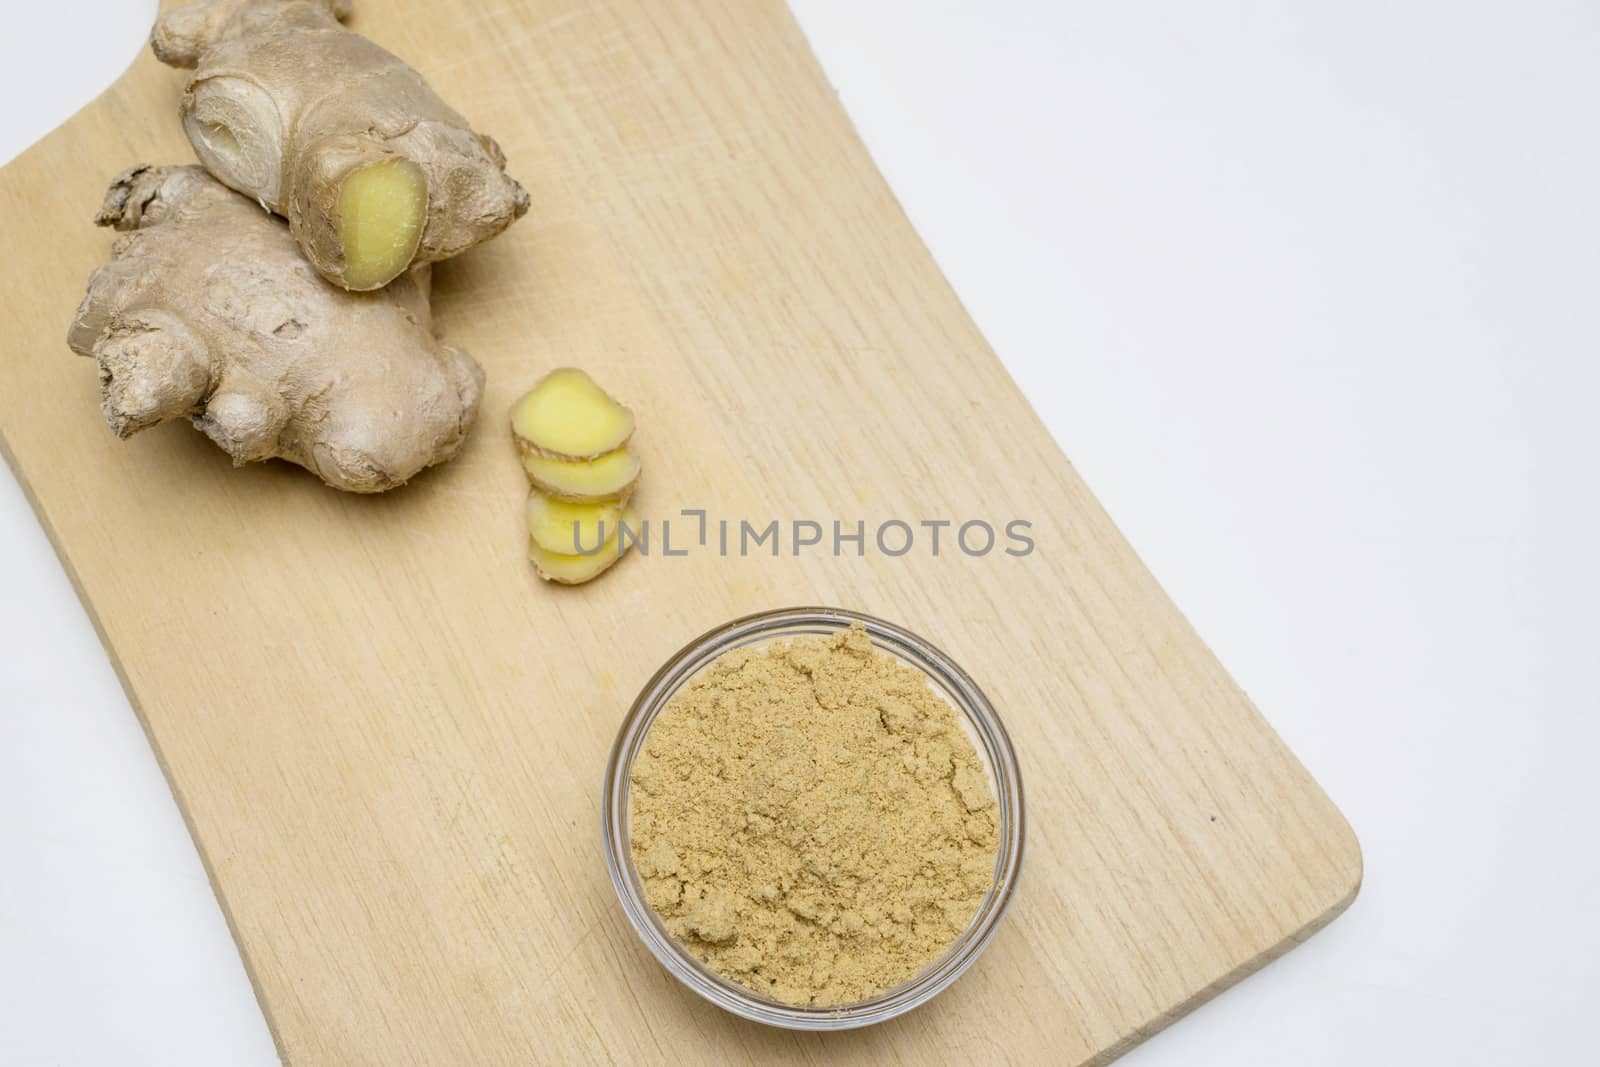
{"left": 601, "top": 606, "right": 1026, "bottom": 1030}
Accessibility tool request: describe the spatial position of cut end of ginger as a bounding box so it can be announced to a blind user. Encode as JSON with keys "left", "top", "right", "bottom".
{"left": 529, "top": 506, "right": 640, "bottom": 585}
{"left": 521, "top": 446, "right": 640, "bottom": 503}
{"left": 511, "top": 367, "right": 635, "bottom": 461}
{"left": 527, "top": 490, "right": 626, "bottom": 555}
{"left": 337, "top": 157, "right": 427, "bottom": 291}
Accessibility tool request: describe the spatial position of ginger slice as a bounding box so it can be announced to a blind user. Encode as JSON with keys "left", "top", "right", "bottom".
{"left": 521, "top": 446, "right": 640, "bottom": 503}
{"left": 510, "top": 368, "right": 634, "bottom": 461}
{"left": 526, "top": 491, "right": 626, "bottom": 555}
{"left": 336, "top": 157, "right": 428, "bottom": 291}
{"left": 529, "top": 506, "right": 641, "bottom": 585}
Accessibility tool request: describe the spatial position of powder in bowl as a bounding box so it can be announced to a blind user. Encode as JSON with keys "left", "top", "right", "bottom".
{"left": 627, "top": 622, "right": 1000, "bottom": 1007}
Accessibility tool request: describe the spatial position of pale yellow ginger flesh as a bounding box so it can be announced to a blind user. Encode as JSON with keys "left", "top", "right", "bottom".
{"left": 337, "top": 157, "right": 427, "bottom": 291}
{"left": 526, "top": 490, "right": 626, "bottom": 555}
{"left": 512, "top": 367, "right": 641, "bottom": 583}
{"left": 528, "top": 506, "right": 640, "bottom": 585}
{"left": 520, "top": 446, "right": 640, "bottom": 503}
{"left": 510, "top": 367, "right": 634, "bottom": 461}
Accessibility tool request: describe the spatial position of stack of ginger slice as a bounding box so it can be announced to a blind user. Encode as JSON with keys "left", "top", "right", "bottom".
{"left": 510, "top": 368, "right": 641, "bottom": 584}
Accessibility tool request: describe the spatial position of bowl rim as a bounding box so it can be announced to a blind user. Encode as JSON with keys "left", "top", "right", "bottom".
{"left": 600, "top": 605, "right": 1027, "bottom": 1031}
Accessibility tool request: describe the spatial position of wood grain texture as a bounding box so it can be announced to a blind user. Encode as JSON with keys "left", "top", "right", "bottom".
{"left": 0, "top": 1, "right": 1360, "bottom": 1063}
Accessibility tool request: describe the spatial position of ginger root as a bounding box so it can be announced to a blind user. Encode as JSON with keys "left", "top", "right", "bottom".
{"left": 529, "top": 506, "right": 641, "bottom": 585}
{"left": 151, "top": 0, "right": 529, "bottom": 291}
{"left": 68, "top": 165, "right": 483, "bottom": 493}
{"left": 510, "top": 368, "right": 635, "bottom": 461}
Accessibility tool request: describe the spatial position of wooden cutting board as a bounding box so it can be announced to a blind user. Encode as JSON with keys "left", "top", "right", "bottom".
{"left": 0, "top": 1, "right": 1360, "bottom": 1063}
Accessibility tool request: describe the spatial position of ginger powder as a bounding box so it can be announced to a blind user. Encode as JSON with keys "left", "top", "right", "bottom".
{"left": 628, "top": 623, "right": 1000, "bottom": 1006}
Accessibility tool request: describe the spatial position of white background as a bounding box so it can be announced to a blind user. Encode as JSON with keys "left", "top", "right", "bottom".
{"left": 3, "top": 1, "right": 1596, "bottom": 1063}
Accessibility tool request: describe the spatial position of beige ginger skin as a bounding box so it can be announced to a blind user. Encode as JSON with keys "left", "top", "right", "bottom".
{"left": 152, "top": 0, "right": 529, "bottom": 290}
{"left": 68, "top": 165, "right": 484, "bottom": 493}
